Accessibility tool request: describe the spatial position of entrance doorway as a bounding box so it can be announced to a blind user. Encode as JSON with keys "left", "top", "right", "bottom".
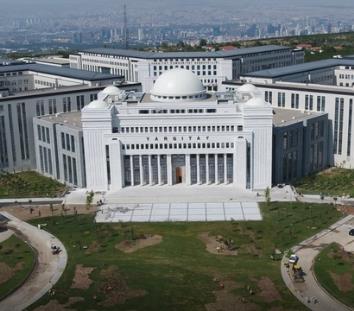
{"left": 175, "top": 167, "right": 184, "bottom": 184}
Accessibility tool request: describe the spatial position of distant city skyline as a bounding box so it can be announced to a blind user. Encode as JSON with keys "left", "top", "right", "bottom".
{"left": 1, "top": 0, "right": 354, "bottom": 54}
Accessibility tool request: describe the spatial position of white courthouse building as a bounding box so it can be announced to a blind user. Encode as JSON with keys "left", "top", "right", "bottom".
{"left": 33, "top": 69, "right": 329, "bottom": 190}
{"left": 223, "top": 57, "right": 354, "bottom": 168}
{"left": 80, "top": 69, "right": 273, "bottom": 191}
{"left": 70, "top": 45, "right": 304, "bottom": 92}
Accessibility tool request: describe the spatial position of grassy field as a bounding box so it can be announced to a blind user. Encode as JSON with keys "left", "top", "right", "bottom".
{"left": 26, "top": 202, "right": 341, "bottom": 311}
{"left": 295, "top": 168, "right": 354, "bottom": 197}
{"left": 314, "top": 243, "right": 354, "bottom": 308}
{"left": 0, "top": 171, "right": 66, "bottom": 198}
{"left": 0, "top": 234, "right": 35, "bottom": 300}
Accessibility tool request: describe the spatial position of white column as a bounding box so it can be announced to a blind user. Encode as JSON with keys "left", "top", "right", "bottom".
{"left": 148, "top": 155, "right": 153, "bottom": 185}
{"left": 139, "top": 155, "right": 144, "bottom": 186}
{"left": 215, "top": 154, "right": 219, "bottom": 184}
{"left": 186, "top": 154, "right": 191, "bottom": 185}
{"left": 167, "top": 154, "right": 173, "bottom": 185}
{"left": 234, "top": 138, "right": 247, "bottom": 189}
{"left": 109, "top": 141, "right": 124, "bottom": 190}
{"left": 157, "top": 155, "right": 162, "bottom": 185}
{"left": 197, "top": 154, "right": 200, "bottom": 184}
{"left": 130, "top": 156, "right": 134, "bottom": 186}
{"left": 224, "top": 153, "right": 228, "bottom": 184}
{"left": 206, "top": 154, "right": 210, "bottom": 184}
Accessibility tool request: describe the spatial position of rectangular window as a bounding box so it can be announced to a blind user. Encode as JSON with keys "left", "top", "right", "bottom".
{"left": 46, "top": 128, "right": 50, "bottom": 143}
{"left": 61, "top": 132, "right": 65, "bottom": 149}
{"left": 63, "top": 155, "right": 67, "bottom": 181}
{"left": 37, "top": 125, "right": 41, "bottom": 141}
{"left": 66, "top": 133, "right": 70, "bottom": 151}
{"left": 338, "top": 98, "right": 344, "bottom": 155}
{"left": 265, "top": 91, "right": 272, "bottom": 104}
{"left": 71, "top": 135, "right": 75, "bottom": 152}
{"left": 76, "top": 95, "right": 85, "bottom": 110}
{"left": 334, "top": 98, "right": 339, "bottom": 152}
{"left": 348, "top": 99, "right": 353, "bottom": 156}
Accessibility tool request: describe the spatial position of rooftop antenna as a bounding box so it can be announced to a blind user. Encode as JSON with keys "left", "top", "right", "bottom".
{"left": 123, "top": 3, "right": 128, "bottom": 49}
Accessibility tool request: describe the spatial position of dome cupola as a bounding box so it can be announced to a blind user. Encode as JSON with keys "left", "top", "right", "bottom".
{"left": 151, "top": 69, "right": 206, "bottom": 102}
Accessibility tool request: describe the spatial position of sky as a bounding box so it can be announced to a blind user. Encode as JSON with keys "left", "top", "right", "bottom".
{"left": 1, "top": 0, "right": 354, "bottom": 20}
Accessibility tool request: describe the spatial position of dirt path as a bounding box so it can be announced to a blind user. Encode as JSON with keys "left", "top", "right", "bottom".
{"left": 0, "top": 211, "right": 67, "bottom": 311}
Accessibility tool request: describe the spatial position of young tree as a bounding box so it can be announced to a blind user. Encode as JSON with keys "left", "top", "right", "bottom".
{"left": 50, "top": 203, "right": 54, "bottom": 216}
{"left": 265, "top": 187, "right": 271, "bottom": 205}
{"left": 86, "top": 191, "right": 94, "bottom": 210}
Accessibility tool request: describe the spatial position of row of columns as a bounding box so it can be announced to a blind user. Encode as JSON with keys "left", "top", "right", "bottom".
{"left": 129, "top": 154, "right": 230, "bottom": 186}
{"left": 185, "top": 154, "right": 229, "bottom": 185}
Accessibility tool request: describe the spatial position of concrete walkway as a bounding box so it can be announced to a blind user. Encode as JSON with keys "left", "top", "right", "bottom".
{"left": 0, "top": 229, "right": 13, "bottom": 243}
{"left": 64, "top": 184, "right": 297, "bottom": 205}
{"left": 0, "top": 211, "right": 67, "bottom": 311}
{"left": 281, "top": 215, "right": 354, "bottom": 311}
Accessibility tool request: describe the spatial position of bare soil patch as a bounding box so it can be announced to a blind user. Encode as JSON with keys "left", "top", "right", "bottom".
{"left": 199, "top": 232, "right": 238, "bottom": 256}
{"left": 1, "top": 204, "right": 95, "bottom": 221}
{"left": 206, "top": 278, "right": 258, "bottom": 311}
{"left": 99, "top": 266, "right": 146, "bottom": 307}
{"left": 115, "top": 234, "right": 162, "bottom": 253}
{"left": 85, "top": 241, "right": 99, "bottom": 255}
{"left": 257, "top": 277, "right": 281, "bottom": 303}
{"left": 330, "top": 272, "right": 353, "bottom": 292}
{"left": 34, "top": 297, "right": 84, "bottom": 311}
{"left": 328, "top": 245, "right": 353, "bottom": 262}
{"left": 0, "top": 261, "right": 24, "bottom": 285}
{"left": 71, "top": 265, "right": 94, "bottom": 290}
{"left": 0, "top": 262, "right": 14, "bottom": 285}
{"left": 338, "top": 205, "right": 354, "bottom": 215}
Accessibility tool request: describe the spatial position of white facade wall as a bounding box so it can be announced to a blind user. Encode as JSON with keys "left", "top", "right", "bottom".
{"left": 335, "top": 67, "right": 354, "bottom": 87}
{"left": 0, "top": 88, "right": 103, "bottom": 172}
{"left": 81, "top": 95, "right": 273, "bottom": 192}
{"left": 0, "top": 72, "right": 35, "bottom": 93}
{"left": 72, "top": 47, "right": 303, "bottom": 92}
{"left": 33, "top": 117, "right": 86, "bottom": 187}
{"left": 223, "top": 81, "right": 354, "bottom": 168}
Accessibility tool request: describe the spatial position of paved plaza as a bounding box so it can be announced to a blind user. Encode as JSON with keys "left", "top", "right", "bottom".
{"left": 95, "top": 202, "right": 262, "bottom": 223}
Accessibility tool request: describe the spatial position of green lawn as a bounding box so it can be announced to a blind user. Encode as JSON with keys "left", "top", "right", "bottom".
{"left": 314, "top": 243, "right": 354, "bottom": 308}
{"left": 26, "top": 202, "right": 342, "bottom": 311}
{"left": 0, "top": 171, "right": 67, "bottom": 198}
{"left": 0, "top": 234, "right": 35, "bottom": 300}
{"left": 295, "top": 168, "right": 354, "bottom": 197}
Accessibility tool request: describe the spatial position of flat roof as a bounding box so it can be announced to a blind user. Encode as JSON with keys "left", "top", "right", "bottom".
{"left": 39, "top": 103, "right": 323, "bottom": 130}
{"left": 244, "top": 58, "right": 354, "bottom": 78}
{"left": 0, "top": 63, "right": 122, "bottom": 81}
{"left": 34, "top": 58, "right": 71, "bottom": 65}
{"left": 81, "top": 45, "right": 290, "bottom": 60}
{"left": 223, "top": 80, "right": 354, "bottom": 96}
{"left": 38, "top": 111, "right": 82, "bottom": 130}
{"left": 0, "top": 81, "right": 141, "bottom": 102}
{"left": 272, "top": 108, "right": 324, "bottom": 127}
{"left": 0, "top": 84, "right": 104, "bottom": 102}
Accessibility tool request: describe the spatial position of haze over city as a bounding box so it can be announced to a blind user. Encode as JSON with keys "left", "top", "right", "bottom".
{"left": 1, "top": 0, "right": 354, "bottom": 53}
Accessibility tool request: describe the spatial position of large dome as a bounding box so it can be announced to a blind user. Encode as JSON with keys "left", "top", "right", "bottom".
{"left": 101, "top": 85, "right": 121, "bottom": 96}
{"left": 151, "top": 69, "right": 205, "bottom": 101}
{"left": 85, "top": 99, "right": 108, "bottom": 109}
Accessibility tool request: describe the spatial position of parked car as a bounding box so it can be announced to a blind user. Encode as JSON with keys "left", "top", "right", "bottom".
{"left": 289, "top": 254, "right": 299, "bottom": 264}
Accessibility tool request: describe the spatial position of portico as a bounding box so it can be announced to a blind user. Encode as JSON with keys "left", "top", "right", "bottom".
{"left": 123, "top": 153, "right": 235, "bottom": 186}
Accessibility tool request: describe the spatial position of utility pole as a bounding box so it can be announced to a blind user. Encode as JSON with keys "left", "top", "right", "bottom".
{"left": 123, "top": 3, "right": 128, "bottom": 49}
